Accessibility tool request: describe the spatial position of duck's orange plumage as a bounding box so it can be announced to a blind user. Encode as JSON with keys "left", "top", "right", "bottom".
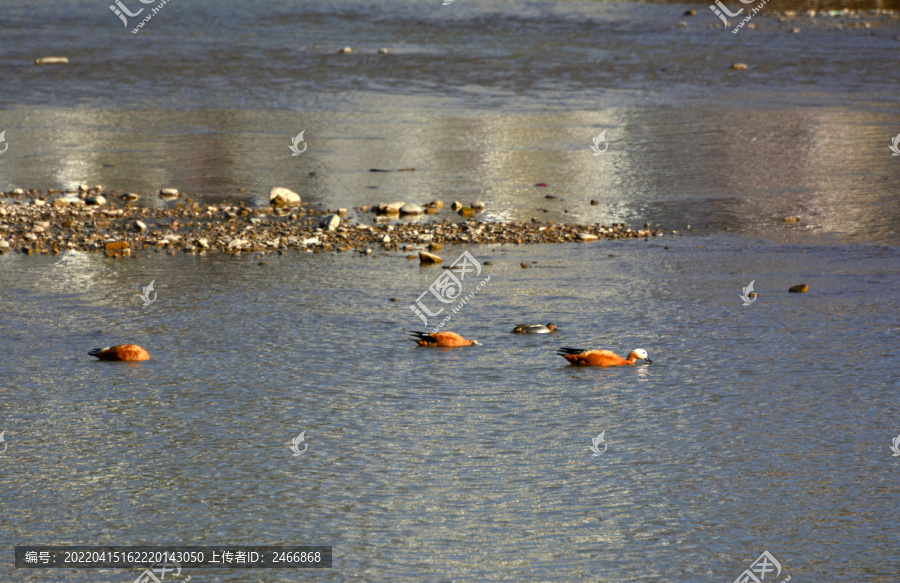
{"left": 556, "top": 347, "right": 651, "bottom": 367}
{"left": 409, "top": 331, "right": 481, "bottom": 347}
{"left": 89, "top": 344, "right": 150, "bottom": 361}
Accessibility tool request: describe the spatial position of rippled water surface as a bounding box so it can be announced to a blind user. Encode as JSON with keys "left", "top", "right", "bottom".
{"left": 1, "top": 236, "right": 899, "bottom": 582}
{"left": 2, "top": 0, "right": 900, "bottom": 581}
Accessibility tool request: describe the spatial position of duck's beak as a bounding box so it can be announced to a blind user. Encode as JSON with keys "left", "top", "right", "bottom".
{"left": 644, "top": 357, "right": 652, "bottom": 364}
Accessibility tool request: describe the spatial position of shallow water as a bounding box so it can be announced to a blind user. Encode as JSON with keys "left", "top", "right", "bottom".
{"left": 2, "top": 0, "right": 900, "bottom": 581}
{"left": 1, "top": 235, "right": 899, "bottom": 582}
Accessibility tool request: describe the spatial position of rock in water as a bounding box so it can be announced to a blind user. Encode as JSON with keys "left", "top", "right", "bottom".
{"left": 789, "top": 284, "right": 808, "bottom": 293}
{"left": 471, "top": 201, "right": 486, "bottom": 211}
{"left": 35, "top": 56, "right": 69, "bottom": 65}
{"left": 159, "top": 188, "right": 179, "bottom": 199}
{"left": 451, "top": 201, "right": 463, "bottom": 211}
{"left": 419, "top": 251, "right": 443, "bottom": 264}
{"left": 400, "top": 203, "right": 423, "bottom": 215}
{"left": 270, "top": 187, "right": 301, "bottom": 206}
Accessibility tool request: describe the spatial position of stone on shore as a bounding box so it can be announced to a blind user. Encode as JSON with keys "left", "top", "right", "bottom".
{"left": 577, "top": 233, "right": 599, "bottom": 241}
{"left": 471, "top": 201, "right": 486, "bottom": 211}
{"left": 104, "top": 240, "right": 128, "bottom": 252}
{"left": 159, "top": 188, "right": 179, "bottom": 200}
{"left": 426, "top": 200, "right": 444, "bottom": 210}
{"left": 270, "top": 187, "right": 301, "bottom": 206}
{"left": 320, "top": 213, "right": 340, "bottom": 231}
{"left": 419, "top": 251, "right": 443, "bottom": 264}
{"left": 789, "top": 284, "right": 808, "bottom": 293}
{"left": 120, "top": 193, "right": 140, "bottom": 202}
{"left": 85, "top": 195, "right": 106, "bottom": 205}
{"left": 376, "top": 201, "right": 405, "bottom": 214}
{"left": 400, "top": 203, "right": 423, "bottom": 215}
{"left": 132, "top": 220, "right": 147, "bottom": 232}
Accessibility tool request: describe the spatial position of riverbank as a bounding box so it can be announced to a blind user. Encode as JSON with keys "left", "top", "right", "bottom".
{"left": 0, "top": 190, "right": 671, "bottom": 258}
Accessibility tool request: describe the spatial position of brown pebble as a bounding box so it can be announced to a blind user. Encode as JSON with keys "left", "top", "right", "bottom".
{"left": 390, "top": 298, "right": 398, "bottom": 302}
{"left": 782, "top": 217, "right": 800, "bottom": 223}
{"left": 104, "top": 240, "right": 129, "bottom": 251}
{"left": 521, "top": 262, "right": 529, "bottom": 268}
{"left": 590, "top": 200, "right": 598, "bottom": 206}
{"left": 789, "top": 284, "right": 808, "bottom": 293}
{"left": 731, "top": 63, "right": 748, "bottom": 70}
{"left": 483, "top": 261, "right": 493, "bottom": 266}
{"left": 608, "top": 254, "right": 617, "bottom": 257}
{"left": 685, "top": 9, "right": 696, "bottom": 15}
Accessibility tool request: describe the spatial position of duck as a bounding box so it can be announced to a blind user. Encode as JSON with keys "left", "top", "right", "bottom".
{"left": 89, "top": 344, "right": 150, "bottom": 361}
{"left": 410, "top": 331, "right": 481, "bottom": 347}
{"left": 556, "top": 347, "right": 651, "bottom": 367}
{"left": 511, "top": 323, "right": 557, "bottom": 334}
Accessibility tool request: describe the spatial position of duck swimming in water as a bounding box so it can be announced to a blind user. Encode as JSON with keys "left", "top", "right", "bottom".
{"left": 89, "top": 344, "right": 150, "bottom": 361}
{"left": 556, "top": 347, "right": 651, "bottom": 367}
{"left": 410, "top": 331, "right": 481, "bottom": 347}
{"left": 511, "top": 323, "right": 557, "bottom": 334}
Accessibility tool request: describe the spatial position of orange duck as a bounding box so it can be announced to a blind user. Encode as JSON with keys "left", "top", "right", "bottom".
{"left": 89, "top": 344, "right": 150, "bottom": 361}
{"left": 410, "top": 331, "right": 481, "bottom": 347}
{"left": 557, "top": 347, "right": 651, "bottom": 367}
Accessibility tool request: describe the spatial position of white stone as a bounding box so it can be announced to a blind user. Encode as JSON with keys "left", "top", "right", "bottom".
{"left": 85, "top": 195, "right": 106, "bottom": 205}
{"left": 301, "top": 237, "right": 319, "bottom": 246}
{"left": 159, "top": 188, "right": 179, "bottom": 198}
{"left": 269, "top": 187, "right": 301, "bottom": 206}
{"left": 320, "top": 213, "right": 340, "bottom": 231}
{"left": 133, "top": 220, "right": 147, "bottom": 232}
{"left": 400, "top": 203, "right": 424, "bottom": 215}
{"left": 471, "top": 200, "right": 486, "bottom": 211}
{"left": 196, "top": 237, "right": 210, "bottom": 248}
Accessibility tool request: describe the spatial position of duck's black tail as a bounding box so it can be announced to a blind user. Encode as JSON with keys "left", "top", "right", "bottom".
{"left": 409, "top": 331, "right": 436, "bottom": 343}
{"left": 88, "top": 347, "right": 107, "bottom": 357}
{"left": 556, "top": 347, "right": 586, "bottom": 356}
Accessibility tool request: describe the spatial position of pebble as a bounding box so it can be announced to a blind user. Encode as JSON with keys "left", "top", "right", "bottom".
{"left": 339, "top": 47, "right": 353, "bottom": 54}
{"left": 731, "top": 63, "right": 748, "bottom": 70}
{"left": 426, "top": 200, "right": 444, "bottom": 210}
{"left": 685, "top": 9, "right": 697, "bottom": 15}
{"left": 789, "top": 284, "right": 809, "bottom": 293}
{"left": 419, "top": 251, "right": 443, "bottom": 264}
{"left": 378, "top": 48, "right": 389, "bottom": 54}
{"left": 590, "top": 200, "right": 598, "bottom": 206}
{"left": 577, "top": 233, "right": 599, "bottom": 241}
{"left": 451, "top": 201, "right": 463, "bottom": 211}
{"left": 458, "top": 207, "right": 475, "bottom": 217}
{"left": 159, "top": 188, "right": 179, "bottom": 200}
{"left": 270, "top": 187, "right": 301, "bottom": 206}
{"left": 471, "top": 201, "right": 486, "bottom": 211}
{"left": 782, "top": 217, "right": 800, "bottom": 223}
{"left": 35, "top": 56, "right": 69, "bottom": 65}
{"left": 120, "top": 193, "right": 140, "bottom": 202}
{"left": 483, "top": 261, "right": 493, "bottom": 266}
{"left": 85, "top": 195, "right": 106, "bottom": 205}
{"left": 132, "top": 220, "right": 147, "bottom": 232}
{"left": 521, "top": 262, "right": 529, "bottom": 268}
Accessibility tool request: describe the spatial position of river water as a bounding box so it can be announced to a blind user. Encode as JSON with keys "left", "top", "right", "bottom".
{"left": 1, "top": 0, "right": 899, "bottom": 582}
